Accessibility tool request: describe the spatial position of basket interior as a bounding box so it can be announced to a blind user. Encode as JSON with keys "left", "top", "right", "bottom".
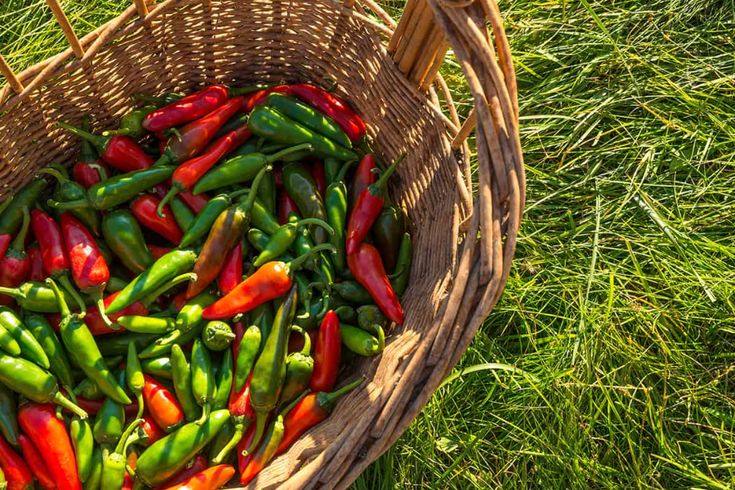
{"left": 0, "top": 0, "right": 470, "bottom": 486}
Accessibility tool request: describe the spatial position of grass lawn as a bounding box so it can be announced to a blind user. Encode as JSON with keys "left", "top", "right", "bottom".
{"left": 3, "top": 0, "right": 735, "bottom": 488}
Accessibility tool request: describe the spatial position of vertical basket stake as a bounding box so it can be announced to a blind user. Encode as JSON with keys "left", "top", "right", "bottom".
{"left": 44, "top": 0, "right": 85, "bottom": 58}
{"left": 0, "top": 55, "right": 24, "bottom": 94}
{"left": 133, "top": 0, "right": 149, "bottom": 18}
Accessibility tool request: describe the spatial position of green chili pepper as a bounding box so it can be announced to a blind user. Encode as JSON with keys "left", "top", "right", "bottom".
{"left": 101, "top": 417, "right": 143, "bottom": 490}
{"left": 254, "top": 218, "right": 334, "bottom": 267}
{"left": 92, "top": 375, "right": 127, "bottom": 448}
{"left": 247, "top": 228, "right": 271, "bottom": 252}
{"left": 248, "top": 105, "right": 357, "bottom": 161}
{"left": 357, "top": 305, "right": 386, "bottom": 330}
{"left": 283, "top": 163, "right": 330, "bottom": 244}
{"left": 248, "top": 286, "right": 298, "bottom": 452}
{"left": 325, "top": 164, "right": 351, "bottom": 272}
{"left": 373, "top": 205, "right": 406, "bottom": 273}
{"left": 74, "top": 378, "right": 105, "bottom": 400}
{"left": 251, "top": 302, "right": 274, "bottom": 350}
{"left": 279, "top": 326, "right": 314, "bottom": 408}
{"left": 341, "top": 324, "right": 385, "bottom": 356}
{"left": 135, "top": 409, "right": 230, "bottom": 486}
{"left": 102, "top": 210, "right": 153, "bottom": 275}
{"left": 126, "top": 342, "right": 145, "bottom": 419}
{"left": 0, "top": 385, "right": 18, "bottom": 446}
{"left": 235, "top": 325, "right": 261, "bottom": 392}
{"left": 265, "top": 92, "right": 353, "bottom": 148}
{"left": 191, "top": 338, "right": 214, "bottom": 424}
{"left": 141, "top": 357, "right": 173, "bottom": 379}
{"left": 391, "top": 232, "right": 413, "bottom": 296}
{"left": 84, "top": 446, "right": 104, "bottom": 490}
{"left": 155, "top": 291, "right": 218, "bottom": 348}
{"left": 39, "top": 166, "right": 101, "bottom": 236}
{"left": 202, "top": 321, "right": 236, "bottom": 351}
{"left": 286, "top": 212, "right": 317, "bottom": 271}
{"left": 332, "top": 280, "right": 372, "bottom": 304}
{"left": 207, "top": 419, "right": 236, "bottom": 464}
{"left": 0, "top": 179, "right": 47, "bottom": 235}
{"left": 103, "top": 105, "right": 156, "bottom": 138}
{"left": 258, "top": 172, "right": 277, "bottom": 216}
{"left": 138, "top": 322, "right": 203, "bottom": 360}
{"left": 193, "top": 144, "right": 312, "bottom": 195}
{"left": 251, "top": 198, "right": 281, "bottom": 235}
{"left": 106, "top": 276, "right": 128, "bottom": 293}
{"left": 294, "top": 290, "right": 330, "bottom": 331}
{"left": 47, "top": 165, "right": 176, "bottom": 211}
{"left": 179, "top": 190, "right": 249, "bottom": 248}
{"left": 116, "top": 315, "right": 176, "bottom": 334}
{"left": 213, "top": 348, "right": 233, "bottom": 411}
{"left": 293, "top": 273, "right": 313, "bottom": 314}
{"left": 0, "top": 281, "right": 80, "bottom": 313}
{"left": 47, "top": 279, "right": 131, "bottom": 404}
{"left": 170, "top": 196, "right": 195, "bottom": 231}
{"left": 0, "top": 324, "right": 20, "bottom": 356}
{"left": 70, "top": 415, "right": 94, "bottom": 482}
{"left": 324, "top": 157, "right": 342, "bottom": 184}
{"left": 243, "top": 414, "right": 285, "bottom": 478}
{"left": 171, "top": 344, "right": 199, "bottom": 422}
{"left": 106, "top": 249, "right": 197, "bottom": 314}
{"left": 97, "top": 332, "right": 157, "bottom": 357}
{"left": 335, "top": 305, "right": 357, "bottom": 324}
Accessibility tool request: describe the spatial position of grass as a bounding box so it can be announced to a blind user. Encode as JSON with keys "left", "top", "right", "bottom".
{"left": 3, "top": 0, "right": 735, "bottom": 488}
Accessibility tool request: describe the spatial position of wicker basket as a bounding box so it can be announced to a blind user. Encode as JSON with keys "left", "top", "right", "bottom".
{"left": 0, "top": 0, "right": 524, "bottom": 487}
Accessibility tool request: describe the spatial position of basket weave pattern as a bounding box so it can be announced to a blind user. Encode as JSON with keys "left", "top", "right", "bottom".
{"left": 0, "top": 0, "right": 524, "bottom": 488}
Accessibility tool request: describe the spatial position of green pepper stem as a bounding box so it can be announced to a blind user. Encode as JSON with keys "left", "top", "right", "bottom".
{"left": 227, "top": 188, "right": 251, "bottom": 200}
{"left": 264, "top": 143, "right": 313, "bottom": 163}
{"left": 367, "top": 324, "right": 385, "bottom": 354}
{"left": 196, "top": 403, "right": 210, "bottom": 425}
{"left": 317, "top": 377, "right": 365, "bottom": 411}
{"left": 211, "top": 419, "right": 248, "bottom": 465}
{"left": 228, "top": 83, "right": 278, "bottom": 96}
{"left": 287, "top": 244, "right": 336, "bottom": 273}
{"left": 239, "top": 164, "right": 272, "bottom": 213}
{"left": 368, "top": 154, "right": 405, "bottom": 196}
{"left": 0, "top": 286, "right": 22, "bottom": 300}
{"left": 58, "top": 274, "right": 87, "bottom": 317}
{"left": 156, "top": 185, "right": 181, "bottom": 218}
{"left": 245, "top": 411, "right": 267, "bottom": 455}
{"left": 334, "top": 159, "right": 356, "bottom": 183}
{"left": 93, "top": 290, "right": 114, "bottom": 328}
{"left": 291, "top": 325, "right": 311, "bottom": 356}
{"left": 47, "top": 198, "right": 89, "bottom": 210}
{"left": 53, "top": 392, "right": 88, "bottom": 419}
{"left": 10, "top": 207, "right": 30, "bottom": 252}
{"left": 57, "top": 122, "right": 108, "bottom": 154}
{"left": 87, "top": 163, "right": 108, "bottom": 181}
{"left": 46, "top": 279, "right": 70, "bottom": 318}
{"left": 295, "top": 218, "right": 335, "bottom": 236}
{"left": 114, "top": 418, "right": 143, "bottom": 455}
{"left": 279, "top": 390, "right": 308, "bottom": 418}
{"left": 154, "top": 329, "right": 181, "bottom": 346}
{"left": 141, "top": 272, "right": 197, "bottom": 308}
{"left": 38, "top": 167, "right": 70, "bottom": 185}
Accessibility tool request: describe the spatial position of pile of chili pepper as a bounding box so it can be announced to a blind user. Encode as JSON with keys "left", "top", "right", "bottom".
{"left": 0, "top": 80, "right": 411, "bottom": 489}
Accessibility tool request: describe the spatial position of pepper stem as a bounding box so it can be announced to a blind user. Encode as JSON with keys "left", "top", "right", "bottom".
{"left": 88, "top": 163, "right": 108, "bottom": 181}
{"left": 228, "top": 83, "right": 278, "bottom": 96}
{"left": 156, "top": 185, "right": 181, "bottom": 218}
{"left": 114, "top": 418, "right": 144, "bottom": 455}
{"left": 141, "top": 272, "right": 197, "bottom": 308}
{"left": 58, "top": 274, "right": 87, "bottom": 317}
{"left": 368, "top": 154, "right": 405, "bottom": 196}
{"left": 10, "top": 207, "right": 30, "bottom": 252}
{"left": 46, "top": 279, "right": 70, "bottom": 318}
{"left": 295, "top": 218, "right": 335, "bottom": 236}
{"left": 287, "top": 244, "right": 337, "bottom": 273}
{"left": 0, "top": 286, "right": 22, "bottom": 300}
{"left": 317, "top": 377, "right": 365, "bottom": 412}
{"left": 291, "top": 325, "right": 311, "bottom": 356}
{"left": 93, "top": 290, "right": 114, "bottom": 328}
{"left": 38, "top": 167, "right": 69, "bottom": 185}
{"left": 47, "top": 198, "right": 89, "bottom": 210}
{"left": 211, "top": 420, "right": 248, "bottom": 465}
{"left": 154, "top": 328, "right": 181, "bottom": 346}
{"left": 264, "top": 143, "right": 313, "bottom": 163}
{"left": 136, "top": 393, "right": 144, "bottom": 420}
{"left": 366, "top": 323, "right": 385, "bottom": 354}
{"left": 53, "top": 392, "right": 88, "bottom": 419}
{"left": 245, "top": 411, "right": 267, "bottom": 455}
{"left": 196, "top": 402, "right": 210, "bottom": 425}
{"left": 57, "top": 122, "right": 108, "bottom": 154}
{"left": 227, "top": 188, "right": 251, "bottom": 200}
{"left": 334, "top": 159, "right": 356, "bottom": 183}
{"left": 239, "top": 164, "right": 272, "bottom": 213}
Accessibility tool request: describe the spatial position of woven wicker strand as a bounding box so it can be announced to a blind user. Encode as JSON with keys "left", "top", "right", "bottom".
{"left": 0, "top": 0, "right": 523, "bottom": 488}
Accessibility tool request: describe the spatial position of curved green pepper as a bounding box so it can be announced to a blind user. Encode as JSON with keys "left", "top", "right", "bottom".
{"left": 247, "top": 228, "right": 271, "bottom": 252}
{"left": 92, "top": 373, "right": 126, "bottom": 447}
{"left": 101, "top": 418, "right": 142, "bottom": 489}
{"left": 265, "top": 92, "right": 352, "bottom": 148}
{"left": 0, "top": 324, "right": 20, "bottom": 356}
{"left": 126, "top": 342, "right": 145, "bottom": 419}
{"left": 141, "top": 357, "right": 172, "bottom": 379}
{"left": 279, "top": 325, "right": 314, "bottom": 408}
{"left": 102, "top": 210, "right": 153, "bottom": 275}
{"left": 235, "top": 325, "right": 261, "bottom": 392}
{"left": 0, "top": 179, "right": 47, "bottom": 235}
{"left": 207, "top": 419, "right": 236, "bottom": 464}
{"left": 40, "top": 166, "right": 101, "bottom": 236}
{"left": 138, "top": 321, "right": 204, "bottom": 360}
{"left": 179, "top": 190, "right": 249, "bottom": 248}
{"left": 341, "top": 323, "right": 385, "bottom": 356}
{"left": 391, "top": 232, "right": 412, "bottom": 297}
{"left": 171, "top": 344, "right": 199, "bottom": 422}
{"left": 156, "top": 291, "right": 218, "bottom": 348}
{"left": 332, "top": 280, "right": 372, "bottom": 304}
{"left": 116, "top": 315, "right": 176, "bottom": 334}
{"left": 373, "top": 205, "right": 406, "bottom": 273}
{"left": 257, "top": 171, "right": 277, "bottom": 216}
{"left": 283, "top": 163, "right": 330, "bottom": 244}
{"left": 170, "top": 196, "right": 195, "bottom": 231}
{"left": 0, "top": 385, "right": 18, "bottom": 446}
{"left": 70, "top": 415, "right": 94, "bottom": 482}
{"left": 325, "top": 173, "right": 350, "bottom": 272}
{"left": 254, "top": 218, "right": 334, "bottom": 267}
{"left": 103, "top": 105, "right": 156, "bottom": 138}
{"left": 213, "top": 348, "right": 233, "bottom": 411}
{"left": 191, "top": 338, "right": 214, "bottom": 424}
{"left": 251, "top": 198, "right": 280, "bottom": 235}
{"left": 202, "top": 321, "right": 235, "bottom": 352}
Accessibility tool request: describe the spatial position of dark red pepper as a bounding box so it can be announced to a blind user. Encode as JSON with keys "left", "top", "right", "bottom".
{"left": 311, "top": 160, "right": 327, "bottom": 197}
{"left": 243, "top": 85, "right": 290, "bottom": 112}
{"left": 0, "top": 208, "right": 31, "bottom": 305}
{"left": 0, "top": 235, "right": 11, "bottom": 261}
{"left": 153, "top": 454, "right": 208, "bottom": 490}
{"left": 138, "top": 415, "right": 166, "bottom": 446}
{"left": 143, "top": 85, "right": 230, "bottom": 133}
{"left": 218, "top": 240, "right": 243, "bottom": 295}
{"left": 288, "top": 83, "right": 366, "bottom": 142}
{"left": 27, "top": 244, "right": 44, "bottom": 282}
{"left": 350, "top": 153, "right": 377, "bottom": 207}
{"left": 310, "top": 310, "right": 341, "bottom": 393}
{"left": 131, "top": 195, "right": 183, "bottom": 245}
{"left": 278, "top": 191, "right": 300, "bottom": 225}
{"left": 57, "top": 122, "right": 154, "bottom": 172}
{"left": 17, "top": 434, "right": 55, "bottom": 490}
{"left": 347, "top": 243, "right": 404, "bottom": 325}
{"left": 72, "top": 161, "right": 108, "bottom": 189}
{"left": 178, "top": 190, "right": 209, "bottom": 214}
{"left": 73, "top": 397, "right": 140, "bottom": 418}
{"left": 148, "top": 244, "right": 173, "bottom": 260}
{"left": 345, "top": 157, "right": 401, "bottom": 255}
{"left": 0, "top": 433, "right": 33, "bottom": 490}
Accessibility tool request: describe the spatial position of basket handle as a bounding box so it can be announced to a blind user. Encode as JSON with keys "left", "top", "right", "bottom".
{"left": 44, "top": 0, "right": 85, "bottom": 58}
{"left": 133, "top": 0, "right": 149, "bottom": 18}
{"left": 0, "top": 56, "right": 23, "bottom": 94}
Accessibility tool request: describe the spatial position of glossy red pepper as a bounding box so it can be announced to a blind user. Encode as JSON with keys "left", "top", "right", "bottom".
{"left": 139, "top": 415, "right": 166, "bottom": 446}
{"left": 347, "top": 243, "right": 404, "bottom": 325}
{"left": 73, "top": 397, "right": 140, "bottom": 418}
{"left": 27, "top": 244, "right": 44, "bottom": 282}
{"left": 243, "top": 85, "right": 290, "bottom": 112}
{"left": 17, "top": 403, "right": 81, "bottom": 490}
{"left": 0, "top": 434, "right": 33, "bottom": 490}
{"left": 178, "top": 190, "right": 209, "bottom": 214}
{"left": 288, "top": 83, "right": 366, "bottom": 142}
{"left": 72, "top": 161, "right": 109, "bottom": 189}
{"left": 142, "top": 375, "right": 185, "bottom": 432}
{"left": 153, "top": 454, "right": 207, "bottom": 490}
{"left": 345, "top": 157, "right": 401, "bottom": 255}
{"left": 57, "top": 123, "right": 154, "bottom": 172}
{"left": 148, "top": 244, "right": 173, "bottom": 260}
{"left": 278, "top": 191, "right": 300, "bottom": 225}
{"left": 131, "top": 195, "right": 183, "bottom": 245}
{"left": 236, "top": 424, "right": 257, "bottom": 478}
{"left": 143, "top": 85, "right": 230, "bottom": 133}
{"left": 158, "top": 125, "right": 252, "bottom": 215}
{"left": 46, "top": 291, "right": 149, "bottom": 336}
{"left": 60, "top": 213, "right": 112, "bottom": 325}
{"left": 350, "top": 153, "right": 377, "bottom": 207}
{"left": 159, "top": 96, "right": 245, "bottom": 166}
{"left": 311, "top": 160, "right": 327, "bottom": 197}
{"left": 218, "top": 241, "right": 243, "bottom": 295}
{"left": 0, "top": 208, "right": 31, "bottom": 305}
{"left": 310, "top": 310, "right": 341, "bottom": 393}
{"left": 163, "top": 464, "right": 235, "bottom": 490}
{"left": 0, "top": 235, "right": 11, "bottom": 260}
{"left": 17, "top": 434, "right": 55, "bottom": 490}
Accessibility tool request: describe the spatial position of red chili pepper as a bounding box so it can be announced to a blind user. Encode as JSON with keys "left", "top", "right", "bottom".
{"left": 139, "top": 415, "right": 166, "bottom": 446}
{"left": 142, "top": 375, "right": 185, "bottom": 432}
{"left": 30, "top": 209, "right": 86, "bottom": 313}
{"left": 47, "top": 291, "right": 148, "bottom": 336}
{"left": 131, "top": 195, "right": 183, "bottom": 245}
{"left": 288, "top": 83, "right": 366, "bottom": 142}
{"left": 229, "top": 374, "right": 254, "bottom": 421}
{"left": 243, "top": 85, "right": 290, "bottom": 112}
{"left": 17, "top": 434, "right": 55, "bottom": 490}
{"left": 345, "top": 157, "right": 401, "bottom": 255}
{"left": 350, "top": 153, "right": 377, "bottom": 207}
{"left": 73, "top": 397, "right": 140, "bottom": 418}
{"left": 278, "top": 191, "right": 300, "bottom": 225}
{"left": 60, "top": 213, "right": 111, "bottom": 325}
{"left": 310, "top": 310, "right": 341, "bottom": 393}
{"left": 275, "top": 378, "right": 363, "bottom": 456}
{"left": 236, "top": 424, "right": 257, "bottom": 478}
{"left": 158, "top": 125, "right": 252, "bottom": 215}
{"left": 347, "top": 243, "right": 404, "bottom": 325}
{"left": 0, "top": 434, "right": 33, "bottom": 490}
{"left": 0, "top": 208, "right": 31, "bottom": 305}
{"left": 172, "top": 291, "right": 188, "bottom": 313}
{"left": 153, "top": 454, "right": 208, "bottom": 490}
{"left": 143, "top": 85, "right": 230, "bottom": 133}
{"left": 311, "top": 160, "right": 326, "bottom": 197}
{"left": 57, "top": 123, "right": 154, "bottom": 172}
{"left": 17, "top": 403, "right": 81, "bottom": 490}
{"left": 121, "top": 451, "right": 137, "bottom": 490}
{"left": 162, "top": 464, "right": 234, "bottom": 490}
{"left": 160, "top": 96, "right": 245, "bottom": 166}
{"left": 0, "top": 234, "right": 11, "bottom": 260}
{"left": 218, "top": 241, "right": 243, "bottom": 295}
{"left": 148, "top": 244, "right": 173, "bottom": 260}
{"left": 178, "top": 190, "right": 209, "bottom": 214}
{"left": 72, "top": 161, "right": 109, "bottom": 189}
{"left": 27, "top": 244, "right": 45, "bottom": 282}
